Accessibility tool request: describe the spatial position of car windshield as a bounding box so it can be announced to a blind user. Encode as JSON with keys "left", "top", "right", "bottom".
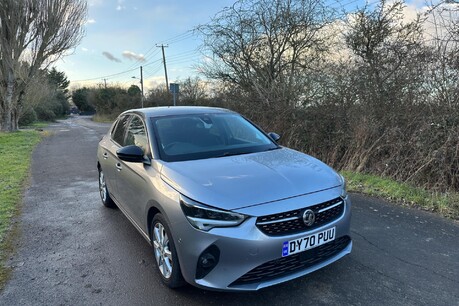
{"left": 151, "top": 113, "right": 278, "bottom": 162}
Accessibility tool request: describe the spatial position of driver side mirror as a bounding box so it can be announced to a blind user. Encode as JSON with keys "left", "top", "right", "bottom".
{"left": 117, "top": 145, "right": 145, "bottom": 163}
{"left": 268, "top": 132, "right": 281, "bottom": 142}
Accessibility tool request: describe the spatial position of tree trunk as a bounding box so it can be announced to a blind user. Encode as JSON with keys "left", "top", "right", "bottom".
{"left": 1, "top": 108, "right": 12, "bottom": 131}
{"left": 1, "top": 70, "right": 16, "bottom": 132}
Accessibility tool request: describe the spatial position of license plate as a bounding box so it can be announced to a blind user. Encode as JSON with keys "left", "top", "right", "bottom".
{"left": 282, "top": 227, "right": 336, "bottom": 257}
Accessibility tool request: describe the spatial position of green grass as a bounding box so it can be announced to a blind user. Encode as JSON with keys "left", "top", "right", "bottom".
{"left": 92, "top": 114, "right": 115, "bottom": 123}
{"left": 342, "top": 171, "right": 459, "bottom": 220}
{"left": 19, "top": 121, "right": 50, "bottom": 129}
{"left": 0, "top": 130, "right": 42, "bottom": 288}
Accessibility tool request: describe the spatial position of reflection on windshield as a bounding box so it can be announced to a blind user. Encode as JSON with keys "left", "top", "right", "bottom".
{"left": 152, "top": 113, "right": 278, "bottom": 162}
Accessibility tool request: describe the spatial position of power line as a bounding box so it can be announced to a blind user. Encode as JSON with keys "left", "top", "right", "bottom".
{"left": 158, "top": 30, "right": 194, "bottom": 45}
{"left": 73, "top": 67, "right": 139, "bottom": 82}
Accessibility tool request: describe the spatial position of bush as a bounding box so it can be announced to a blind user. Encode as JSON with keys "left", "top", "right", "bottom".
{"left": 18, "top": 108, "right": 37, "bottom": 126}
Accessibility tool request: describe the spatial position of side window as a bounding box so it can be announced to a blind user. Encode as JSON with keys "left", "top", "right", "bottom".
{"left": 125, "top": 116, "right": 148, "bottom": 153}
{"left": 112, "top": 115, "right": 130, "bottom": 146}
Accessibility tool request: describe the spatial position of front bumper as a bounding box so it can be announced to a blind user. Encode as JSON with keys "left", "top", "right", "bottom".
{"left": 172, "top": 189, "right": 352, "bottom": 291}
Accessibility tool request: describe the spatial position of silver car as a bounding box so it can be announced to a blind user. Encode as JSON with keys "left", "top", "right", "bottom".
{"left": 97, "top": 106, "right": 352, "bottom": 291}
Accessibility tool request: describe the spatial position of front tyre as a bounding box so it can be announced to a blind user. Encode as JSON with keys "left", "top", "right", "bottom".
{"left": 151, "top": 214, "right": 185, "bottom": 288}
{"left": 98, "top": 168, "right": 116, "bottom": 208}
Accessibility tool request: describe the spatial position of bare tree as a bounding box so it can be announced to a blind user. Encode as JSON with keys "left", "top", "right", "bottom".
{"left": 344, "top": 0, "right": 425, "bottom": 118}
{"left": 0, "top": 0, "right": 87, "bottom": 131}
{"left": 197, "top": 0, "right": 335, "bottom": 108}
{"left": 179, "top": 77, "right": 208, "bottom": 104}
{"left": 424, "top": 0, "right": 459, "bottom": 107}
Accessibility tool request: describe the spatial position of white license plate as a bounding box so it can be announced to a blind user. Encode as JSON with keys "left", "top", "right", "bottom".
{"left": 282, "top": 227, "right": 336, "bottom": 257}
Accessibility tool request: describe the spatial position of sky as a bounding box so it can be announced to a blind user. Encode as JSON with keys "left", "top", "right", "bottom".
{"left": 55, "top": 0, "right": 427, "bottom": 92}
{"left": 56, "top": 0, "right": 236, "bottom": 91}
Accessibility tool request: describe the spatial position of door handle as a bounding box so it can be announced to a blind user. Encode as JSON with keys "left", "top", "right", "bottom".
{"left": 115, "top": 163, "right": 122, "bottom": 171}
{"left": 103, "top": 152, "right": 108, "bottom": 160}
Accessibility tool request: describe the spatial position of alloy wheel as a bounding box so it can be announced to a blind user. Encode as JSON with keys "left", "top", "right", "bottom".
{"left": 99, "top": 170, "right": 107, "bottom": 202}
{"left": 153, "top": 222, "right": 173, "bottom": 279}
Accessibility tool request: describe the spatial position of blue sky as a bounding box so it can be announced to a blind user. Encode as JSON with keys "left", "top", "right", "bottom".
{"left": 56, "top": 0, "right": 235, "bottom": 90}
{"left": 55, "top": 0, "right": 425, "bottom": 91}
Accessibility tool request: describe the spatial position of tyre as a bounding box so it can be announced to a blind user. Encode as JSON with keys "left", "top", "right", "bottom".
{"left": 98, "top": 168, "right": 116, "bottom": 208}
{"left": 151, "top": 214, "right": 185, "bottom": 288}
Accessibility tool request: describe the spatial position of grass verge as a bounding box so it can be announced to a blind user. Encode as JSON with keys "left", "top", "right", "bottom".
{"left": 92, "top": 114, "right": 115, "bottom": 123}
{"left": 342, "top": 171, "right": 459, "bottom": 220}
{"left": 19, "top": 121, "right": 50, "bottom": 129}
{"left": 0, "top": 130, "right": 42, "bottom": 289}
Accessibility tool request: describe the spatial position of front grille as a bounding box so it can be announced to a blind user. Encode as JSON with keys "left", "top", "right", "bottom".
{"left": 230, "top": 236, "right": 351, "bottom": 286}
{"left": 256, "top": 197, "right": 344, "bottom": 236}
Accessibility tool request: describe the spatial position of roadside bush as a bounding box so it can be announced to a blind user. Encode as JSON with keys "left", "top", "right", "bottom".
{"left": 18, "top": 108, "right": 37, "bottom": 126}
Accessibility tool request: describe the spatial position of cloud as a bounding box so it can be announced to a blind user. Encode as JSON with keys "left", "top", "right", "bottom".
{"left": 145, "top": 76, "right": 167, "bottom": 89}
{"left": 122, "top": 51, "right": 146, "bottom": 62}
{"left": 102, "top": 51, "right": 122, "bottom": 63}
{"left": 116, "top": 0, "right": 126, "bottom": 11}
{"left": 86, "top": 18, "right": 96, "bottom": 24}
{"left": 81, "top": 47, "right": 89, "bottom": 52}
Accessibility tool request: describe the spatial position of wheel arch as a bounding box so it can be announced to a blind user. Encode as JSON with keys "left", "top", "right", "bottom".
{"left": 147, "top": 205, "right": 161, "bottom": 240}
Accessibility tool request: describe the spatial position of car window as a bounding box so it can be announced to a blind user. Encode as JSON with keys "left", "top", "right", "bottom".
{"left": 224, "top": 115, "right": 266, "bottom": 144}
{"left": 112, "top": 115, "right": 130, "bottom": 146}
{"left": 125, "top": 116, "right": 148, "bottom": 153}
{"left": 151, "top": 113, "right": 277, "bottom": 162}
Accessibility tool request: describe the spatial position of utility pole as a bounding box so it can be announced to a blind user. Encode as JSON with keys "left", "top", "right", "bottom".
{"left": 140, "top": 66, "right": 144, "bottom": 108}
{"left": 102, "top": 78, "right": 107, "bottom": 89}
{"left": 157, "top": 44, "right": 169, "bottom": 92}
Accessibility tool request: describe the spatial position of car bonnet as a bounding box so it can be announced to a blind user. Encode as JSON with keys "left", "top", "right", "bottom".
{"left": 159, "top": 147, "right": 342, "bottom": 211}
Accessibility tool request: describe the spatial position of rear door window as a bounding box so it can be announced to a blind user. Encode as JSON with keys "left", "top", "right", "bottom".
{"left": 112, "top": 115, "right": 130, "bottom": 146}
{"left": 125, "top": 115, "right": 148, "bottom": 154}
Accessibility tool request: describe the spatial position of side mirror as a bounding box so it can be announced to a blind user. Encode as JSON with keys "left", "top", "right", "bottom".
{"left": 117, "top": 145, "right": 145, "bottom": 163}
{"left": 268, "top": 132, "right": 281, "bottom": 142}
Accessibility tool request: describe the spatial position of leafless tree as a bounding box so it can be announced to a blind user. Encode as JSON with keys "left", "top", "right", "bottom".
{"left": 0, "top": 0, "right": 87, "bottom": 131}
{"left": 423, "top": 0, "right": 459, "bottom": 107}
{"left": 179, "top": 77, "right": 208, "bottom": 104}
{"left": 197, "top": 0, "right": 335, "bottom": 108}
{"left": 345, "top": 0, "right": 425, "bottom": 115}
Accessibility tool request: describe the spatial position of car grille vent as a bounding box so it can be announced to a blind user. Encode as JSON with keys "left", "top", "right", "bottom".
{"left": 256, "top": 197, "right": 344, "bottom": 236}
{"left": 230, "top": 236, "right": 351, "bottom": 286}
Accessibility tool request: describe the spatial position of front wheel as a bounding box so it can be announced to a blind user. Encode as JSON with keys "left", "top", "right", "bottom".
{"left": 98, "top": 168, "right": 116, "bottom": 208}
{"left": 151, "top": 214, "right": 185, "bottom": 288}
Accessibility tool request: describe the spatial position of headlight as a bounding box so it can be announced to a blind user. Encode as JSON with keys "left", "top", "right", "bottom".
{"left": 339, "top": 174, "right": 347, "bottom": 198}
{"left": 180, "top": 195, "right": 247, "bottom": 231}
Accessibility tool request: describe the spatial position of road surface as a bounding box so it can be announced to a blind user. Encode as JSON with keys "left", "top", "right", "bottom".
{"left": 1, "top": 116, "right": 458, "bottom": 305}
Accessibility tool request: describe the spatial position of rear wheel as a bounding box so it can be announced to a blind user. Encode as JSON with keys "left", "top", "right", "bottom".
{"left": 98, "top": 168, "right": 116, "bottom": 208}
{"left": 151, "top": 214, "right": 185, "bottom": 288}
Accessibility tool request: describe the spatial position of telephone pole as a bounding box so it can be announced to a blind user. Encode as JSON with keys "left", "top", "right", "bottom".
{"left": 102, "top": 78, "right": 107, "bottom": 89}
{"left": 132, "top": 67, "right": 144, "bottom": 108}
{"left": 157, "top": 44, "right": 169, "bottom": 92}
{"left": 140, "top": 66, "right": 144, "bottom": 108}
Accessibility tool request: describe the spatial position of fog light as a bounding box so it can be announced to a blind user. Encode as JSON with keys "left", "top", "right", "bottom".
{"left": 200, "top": 253, "right": 216, "bottom": 268}
{"left": 196, "top": 245, "right": 220, "bottom": 279}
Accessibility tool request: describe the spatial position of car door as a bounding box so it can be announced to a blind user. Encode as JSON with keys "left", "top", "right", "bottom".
{"left": 100, "top": 114, "right": 131, "bottom": 202}
{"left": 115, "top": 114, "right": 151, "bottom": 228}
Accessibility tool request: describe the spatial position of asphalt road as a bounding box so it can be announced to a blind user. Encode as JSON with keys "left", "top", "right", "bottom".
{"left": 0, "top": 116, "right": 458, "bottom": 306}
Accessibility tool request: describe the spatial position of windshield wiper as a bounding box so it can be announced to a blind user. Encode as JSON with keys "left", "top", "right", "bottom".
{"left": 219, "top": 151, "right": 245, "bottom": 157}
{"left": 216, "top": 145, "right": 280, "bottom": 158}
{"left": 217, "top": 151, "right": 256, "bottom": 158}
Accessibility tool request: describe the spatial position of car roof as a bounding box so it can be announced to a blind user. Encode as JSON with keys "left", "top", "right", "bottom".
{"left": 122, "top": 106, "right": 234, "bottom": 118}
